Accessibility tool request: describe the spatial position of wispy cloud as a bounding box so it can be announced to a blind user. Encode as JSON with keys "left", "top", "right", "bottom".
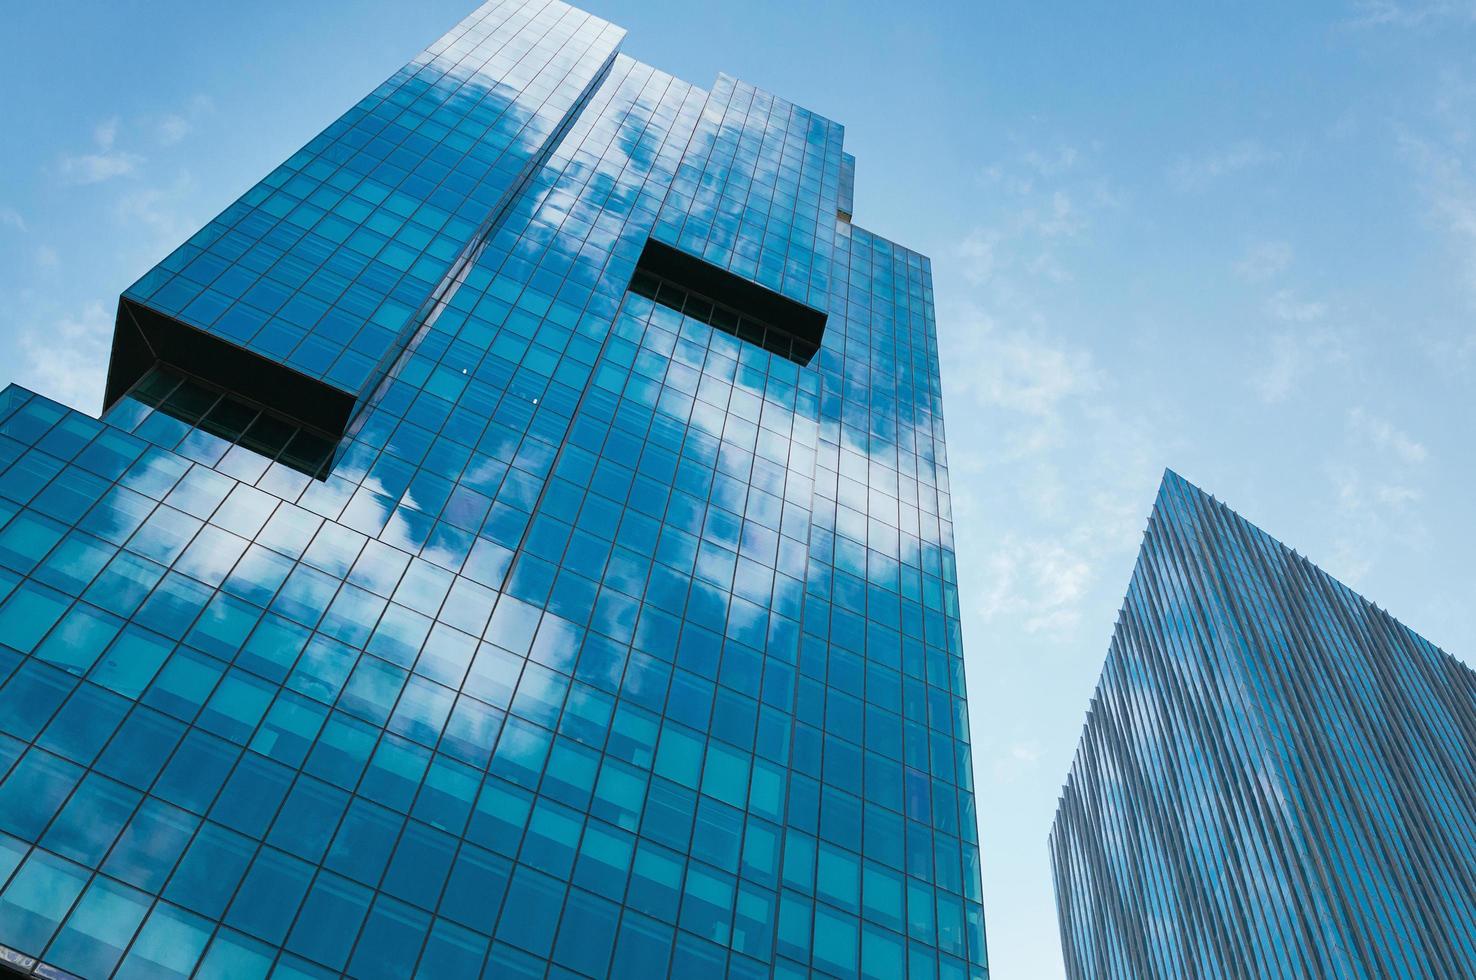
{"left": 155, "top": 95, "right": 214, "bottom": 146}
{"left": 114, "top": 171, "right": 198, "bottom": 244}
{"left": 1393, "top": 69, "right": 1476, "bottom": 376}
{"left": 1256, "top": 335, "right": 1305, "bottom": 404}
{"left": 977, "top": 535, "right": 1093, "bottom": 634}
{"left": 0, "top": 207, "right": 26, "bottom": 233}
{"left": 940, "top": 302, "right": 1099, "bottom": 457}
{"left": 1266, "top": 288, "right": 1328, "bottom": 323}
{"left": 1348, "top": 0, "right": 1476, "bottom": 27}
{"left": 98, "top": 118, "right": 122, "bottom": 150}
{"left": 1255, "top": 330, "right": 1347, "bottom": 403}
{"left": 1253, "top": 289, "right": 1343, "bottom": 402}
{"left": 963, "top": 143, "right": 1119, "bottom": 291}
{"left": 988, "top": 738, "right": 1046, "bottom": 783}
{"left": 958, "top": 230, "right": 1000, "bottom": 285}
{"left": 1348, "top": 407, "right": 1429, "bottom": 463}
{"left": 959, "top": 192, "right": 1086, "bottom": 285}
{"left": 1321, "top": 406, "right": 1433, "bottom": 586}
{"left": 1235, "top": 240, "right": 1294, "bottom": 281}
{"left": 157, "top": 115, "right": 192, "bottom": 146}
{"left": 59, "top": 153, "right": 142, "bottom": 184}
{"left": 1169, "top": 140, "right": 1282, "bottom": 192}
{"left": 1401, "top": 132, "right": 1476, "bottom": 299}
{"left": 1325, "top": 461, "right": 1429, "bottom": 585}
{"left": 965, "top": 322, "right": 1096, "bottom": 420}
{"left": 18, "top": 301, "right": 112, "bottom": 413}
{"left": 58, "top": 116, "right": 143, "bottom": 185}
{"left": 944, "top": 142, "right": 1157, "bottom": 646}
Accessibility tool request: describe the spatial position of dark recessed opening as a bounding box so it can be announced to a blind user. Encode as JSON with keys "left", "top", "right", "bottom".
{"left": 632, "top": 239, "right": 827, "bottom": 366}
{"left": 106, "top": 297, "right": 357, "bottom": 439}
{"left": 117, "top": 365, "right": 339, "bottom": 479}
{"left": 0, "top": 947, "right": 34, "bottom": 978}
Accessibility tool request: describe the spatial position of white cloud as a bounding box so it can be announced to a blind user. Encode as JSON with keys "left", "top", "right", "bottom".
{"left": 1235, "top": 240, "right": 1294, "bottom": 281}
{"left": 1348, "top": 407, "right": 1429, "bottom": 463}
{"left": 977, "top": 329, "right": 1096, "bottom": 418}
{"left": 1009, "top": 740, "right": 1043, "bottom": 765}
{"left": 94, "top": 117, "right": 120, "bottom": 150}
{"left": 157, "top": 115, "right": 191, "bottom": 145}
{"left": 983, "top": 735, "right": 1051, "bottom": 785}
{"left": 1401, "top": 133, "right": 1476, "bottom": 299}
{"left": 1321, "top": 404, "right": 1435, "bottom": 588}
{"left": 1375, "top": 484, "right": 1423, "bottom": 505}
{"left": 989, "top": 738, "right": 1046, "bottom": 782}
{"left": 1349, "top": 0, "right": 1476, "bottom": 26}
{"left": 977, "top": 536, "right": 1093, "bottom": 634}
{"left": 114, "top": 171, "right": 198, "bottom": 245}
{"left": 1324, "top": 462, "right": 1430, "bottom": 586}
{"left": 1256, "top": 335, "right": 1304, "bottom": 403}
{"left": 1266, "top": 289, "right": 1328, "bottom": 323}
{"left": 942, "top": 306, "right": 1158, "bottom": 644}
{"left": 1170, "top": 140, "right": 1282, "bottom": 192}
{"left": 1254, "top": 327, "right": 1347, "bottom": 403}
{"left": 1020, "top": 145, "right": 1080, "bottom": 178}
{"left": 958, "top": 192, "right": 1084, "bottom": 286}
{"left": 958, "top": 230, "right": 1000, "bottom": 284}
{"left": 1250, "top": 290, "right": 1345, "bottom": 402}
{"left": 156, "top": 97, "right": 213, "bottom": 146}
{"left": 59, "top": 153, "right": 143, "bottom": 185}
{"left": 941, "top": 304, "right": 1098, "bottom": 429}
{"left": 35, "top": 245, "right": 59, "bottom": 270}
{"left": 18, "top": 302, "right": 112, "bottom": 413}
{"left": 1038, "top": 190, "right": 1083, "bottom": 239}
{"left": 944, "top": 144, "right": 1159, "bottom": 654}
{"left": 961, "top": 148, "right": 1119, "bottom": 295}
{"left": 0, "top": 207, "right": 25, "bottom": 233}
{"left": 58, "top": 116, "right": 142, "bottom": 185}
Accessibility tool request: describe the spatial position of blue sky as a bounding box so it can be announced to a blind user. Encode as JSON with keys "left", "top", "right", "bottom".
{"left": 3, "top": 2, "right": 1474, "bottom": 976}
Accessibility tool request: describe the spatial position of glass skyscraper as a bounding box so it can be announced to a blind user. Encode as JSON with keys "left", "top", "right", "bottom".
{"left": 0, "top": 2, "right": 986, "bottom": 979}
{"left": 1051, "top": 470, "right": 1476, "bottom": 979}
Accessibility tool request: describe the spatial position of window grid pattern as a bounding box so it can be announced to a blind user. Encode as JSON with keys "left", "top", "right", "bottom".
{"left": 0, "top": 3, "right": 987, "bottom": 979}
{"left": 111, "top": 368, "right": 337, "bottom": 480}
{"left": 126, "top": 0, "right": 624, "bottom": 402}
{"left": 1050, "top": 471, "right": 1476, "bottom": 980}
{"left": 652, "top": 75, "right": 843, "bottom": 313}
{"left": 627, "top": 269, "right": 821, "bottom": 366}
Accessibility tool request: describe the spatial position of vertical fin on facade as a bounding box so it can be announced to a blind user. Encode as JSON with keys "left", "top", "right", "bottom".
{"left": 1051, "top": 469, "right": 1476, "bottom": 979}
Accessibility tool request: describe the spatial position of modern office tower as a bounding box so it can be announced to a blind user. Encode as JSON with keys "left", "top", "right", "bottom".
{"left": 0, "top": 2, "right": 986, "bottom": 979}
{"left": 1050, "top": 470, "right": 1476, "bottom": 980}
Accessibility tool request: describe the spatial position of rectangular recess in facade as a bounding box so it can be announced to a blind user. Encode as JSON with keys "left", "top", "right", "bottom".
{"left": 105, "top": 298, "right": 357, "bottom": 440}
{"left": 630, "top": 239, "right": 827, "bottom": 366}
{"left": 0, "top": 1, "right": 986, "bottom": 978}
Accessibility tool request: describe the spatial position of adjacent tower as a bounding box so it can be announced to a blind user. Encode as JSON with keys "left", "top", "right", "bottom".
{"left": 1051, "top": 470, "right": 1476, "bottom": 979}
{"left": 0, "top": 2, "right": 987, "bottom": 978}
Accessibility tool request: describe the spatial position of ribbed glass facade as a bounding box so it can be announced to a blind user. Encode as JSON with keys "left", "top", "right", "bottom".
{"left": 0, "top": 2, "right": 987, "bottom": 979}
{"left": 1051, "top": 470, "right": 1476, "bottom": 979}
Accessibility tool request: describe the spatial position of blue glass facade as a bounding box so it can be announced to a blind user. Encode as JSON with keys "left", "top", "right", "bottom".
{"left": 1051, "top": 470, "right": 1476, "bottom": 979}
{"left": 0, "top": 2, "right": 987, "bottom": 978}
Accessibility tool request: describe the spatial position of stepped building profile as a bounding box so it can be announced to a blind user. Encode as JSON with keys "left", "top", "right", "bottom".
{"left": 0, "top": 2, "right": 987, "bottom": 978}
